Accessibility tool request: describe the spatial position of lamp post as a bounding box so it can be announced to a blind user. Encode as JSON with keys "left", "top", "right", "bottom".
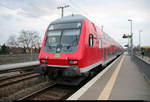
{"left": 101, "top": 25, "right": 104, "bottom": 32}
{"left": 139, "top": 30, "right": 142, "bottom": 48}
{"left": 101, "top": 25, "right": 105, "bottom": 39}
{"left": 128, "top": 19, "right": 133, "bottom": 56}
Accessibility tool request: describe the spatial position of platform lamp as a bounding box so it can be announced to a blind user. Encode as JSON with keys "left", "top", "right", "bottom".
{"left": 139, "top": 30, "right": 142, "bottom": 48}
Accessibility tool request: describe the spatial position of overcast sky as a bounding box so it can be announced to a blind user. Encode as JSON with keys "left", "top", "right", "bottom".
{"left": 0, "top": 0, "right": 150, "bottom": 47}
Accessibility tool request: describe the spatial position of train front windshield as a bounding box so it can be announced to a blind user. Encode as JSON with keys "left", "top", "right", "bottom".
{"left": 44, "top": 22, "right": 82, "bottom": 53}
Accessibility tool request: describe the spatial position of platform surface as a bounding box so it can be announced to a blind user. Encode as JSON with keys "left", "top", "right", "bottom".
{"left": 68, "top": 52, "right": 150, "bottom": 100}
{"left": 0, "top": 61, "right": 39, "bottom": 71}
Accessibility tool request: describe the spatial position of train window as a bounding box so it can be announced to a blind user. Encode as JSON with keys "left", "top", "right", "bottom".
{"left": 89, "top": 34, "right": 93, "bottom": 46}
{"left": 99, "top": 39, "right": 102, "bottom": 49}
{"left": 49, "top": 22, "right": 82, "bottom": 30}
{"left": 46, "top": 30, "right": 61, "bottom": 46}
{"left": 61, "top": 29, "right": 80, "bottom": 47}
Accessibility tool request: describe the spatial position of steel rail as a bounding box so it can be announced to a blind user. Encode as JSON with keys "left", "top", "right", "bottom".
{"left": 0, "top": 73, "right": 41, "bottom": 88}
{"left": 18, "top": 82, "right": 56, "bottom": 100}
{"left": 0, "top": 72, "right": 35, "bottom": 81}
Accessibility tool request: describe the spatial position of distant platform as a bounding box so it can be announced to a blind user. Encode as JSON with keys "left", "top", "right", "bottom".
{"left": 0, "top": 61, "right": 40, "bottom": 71}
{"left": 134, "top": 54, "right": 150, "bottom": 64}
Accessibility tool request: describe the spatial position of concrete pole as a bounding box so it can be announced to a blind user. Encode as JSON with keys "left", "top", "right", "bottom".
{"left": 101, "top": 25, "right": 104, "bottom": 39}
{"left": 139, "top": 30, "right": 142, "bottom": 48}
{"left": 57, "top": 5, "right": 69, "bottom": 18}
{"left": 128, "top": 19, "right": 133, "bottom": 56}
{"left": 101, "top": 25, "right": 103, "bottom": 32}
{"left": 61, "top": 7, "right": 64, "bottom": 18}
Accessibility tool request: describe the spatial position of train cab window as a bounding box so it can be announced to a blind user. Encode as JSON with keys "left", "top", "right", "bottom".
{"left": 99, "top": 39, "right": 102, "bottom": 49}
{"left": 89, "top": 34, "right": 93, "bottom": 46}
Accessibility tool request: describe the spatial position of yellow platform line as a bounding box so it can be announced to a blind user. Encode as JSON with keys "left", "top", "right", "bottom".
{"left": 97, "top": 55, "right": 125, "bottom": 100}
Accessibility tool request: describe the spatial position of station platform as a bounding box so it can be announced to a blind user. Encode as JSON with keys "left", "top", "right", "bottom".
{"left": 68, "top": 52, "right": 150, "bottom": 100}
{"left": 0, "top": 61, "right": 39, "bottom": 71}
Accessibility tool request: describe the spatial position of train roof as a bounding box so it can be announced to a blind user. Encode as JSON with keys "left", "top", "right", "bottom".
{"left": 51, "top": 14, "right": 86, "bottom": 24}
{"left": 103, "top": 32, "right": 121, "bottom": 47}
{"left": 50, "top": 14, "right": 122, "bottom": 47}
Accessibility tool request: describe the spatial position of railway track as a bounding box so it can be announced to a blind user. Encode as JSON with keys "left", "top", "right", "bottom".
{"left": 0, "top": 55, "right": 120, "bottom": 100}
{"left": 0, "top": 72, "right": 45, "bottom": 100}
{"left": 17, "top": 62, "right": 115, "bottom": 101}
{"left": 0, "top": 72, "right": 40, "bottom": 88}
{"left": 18, "top": 82, "right": 56, "bottom": 100}
{"left": 0, "top": 71, "right": 81, "bottom": 100}
{"left": 0, "top": 72, "right": 80, "bottom": 101}
{"left": 19, "top": 83, "right": 78, "bottom": 100}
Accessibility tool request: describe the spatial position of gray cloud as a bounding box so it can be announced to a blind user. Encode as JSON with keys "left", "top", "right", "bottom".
{"left": 0, "top": 0, "right": 57, "bottom": 18}
{"left": 0, "top": 0, "right": 150, "bottom": 46}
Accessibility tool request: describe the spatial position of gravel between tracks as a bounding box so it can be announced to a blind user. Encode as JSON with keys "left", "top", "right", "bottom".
{"left": 31, "top": 85, "right": 78, "bottom": 100}
{"left": 7, "top": 82, "right": 50, "bottom": 100}
{"left": 0, "top": 75, "right": 46, "bottom": 99}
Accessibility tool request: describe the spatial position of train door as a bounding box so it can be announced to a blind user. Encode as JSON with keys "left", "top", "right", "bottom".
{"left": 102, "top": 41, "right": 107, "bottom": 61}
{"left": 104, "top": 47, "right": 106, "bottom": 61}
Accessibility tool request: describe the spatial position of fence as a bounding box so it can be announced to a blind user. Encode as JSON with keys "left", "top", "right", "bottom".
{"left": 0, "top": 54, "right": 39, "bottom": 65}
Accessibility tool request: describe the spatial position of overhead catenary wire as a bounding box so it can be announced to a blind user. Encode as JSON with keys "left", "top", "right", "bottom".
{"left": 68, "top": 0, "right": 103, "bottom": 30}
{"left": 69, "top": 0, "right": 94, "bottom": 20}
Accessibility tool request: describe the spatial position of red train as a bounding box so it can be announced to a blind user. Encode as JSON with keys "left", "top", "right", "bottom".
{"left": 39, "top": 14, "right": 123, "bottom": 85}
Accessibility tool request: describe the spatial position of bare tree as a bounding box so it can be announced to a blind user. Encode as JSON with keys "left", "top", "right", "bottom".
{"left": 7, "top": 35, "right": 19, "bottom": 47}
{"left": 17, "top": 30, "right": 41, "bottom": 53}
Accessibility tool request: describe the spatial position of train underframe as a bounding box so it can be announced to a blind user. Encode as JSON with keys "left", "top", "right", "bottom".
{"left": 40, "top": 64, "right": 103, "bottom": 86}
{"left": 38, "top": 54, "right": 121, "bottom": 86}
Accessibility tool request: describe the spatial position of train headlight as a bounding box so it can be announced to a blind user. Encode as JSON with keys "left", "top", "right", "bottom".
{"left": 68, "top": 60, "right": 78, "bottom": 65}
{"left": 40, "top": 59, "right": 47, "bottom": 64}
